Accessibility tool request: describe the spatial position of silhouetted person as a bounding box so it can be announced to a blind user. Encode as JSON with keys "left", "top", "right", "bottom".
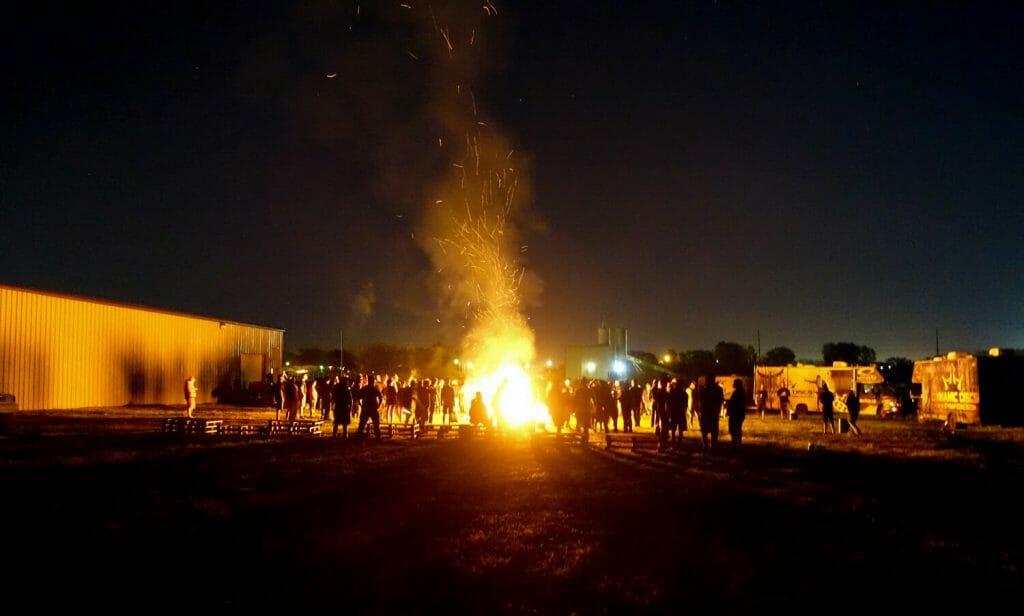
{"left": 699, "top": 375, "right": 723, "bottom": 449}
{"left": 651, "top": 379, "right": 667, "bottom": 433}
{"left": 574, "top": 379, "right": 593, "bottom": 445}
{"left": 469, "top": 391, "right": 488, "bottom": 426}
{"left": 357, "top": 376, "right": 383, "bottom": 440}
{"left": 284, "top": 377, "right": 299, "bottom": 421}
{"left": 333, "top": 377, "right": 353, "bottom": 438}
{"left": 623, "top": 379, "right": 642, "bottom": 432}
{"left": 273, "top": 374, "right": 285, "bottom": 420}
{"left": 667, "top": 379, "right": 688, "bottom": 449}
{"left": 819, "top": 384, "right": 836, "bottom": 434}
{"left": 548, "top": 380, "right": 572, "bottom": 433}
{"left": 846, "top": 389, "right": 862, "bottom": 435}
{"left": 726, "top": 378, "right": 747, "bottom": 446}
{"left": 440, "top": 379, "right": 456, "bottom": 423}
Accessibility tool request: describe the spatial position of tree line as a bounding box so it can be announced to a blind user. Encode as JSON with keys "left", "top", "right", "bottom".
{"left": 285, "top": 340, "right": 916, "bottom": 388}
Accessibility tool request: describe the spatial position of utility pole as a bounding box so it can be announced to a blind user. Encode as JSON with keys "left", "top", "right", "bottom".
{"left": 757, "top": 329, "right": 761, "bottom": 361}
{"left": 340, "top": 329, "right": 344, "bottom": 374}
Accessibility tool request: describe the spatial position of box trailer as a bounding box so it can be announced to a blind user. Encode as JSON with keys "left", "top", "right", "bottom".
{"left": 912, "top": 351, "right": 1024, "bottom": 426}
{"left": 754, "top": 362, "right": 891, "bottom": 416}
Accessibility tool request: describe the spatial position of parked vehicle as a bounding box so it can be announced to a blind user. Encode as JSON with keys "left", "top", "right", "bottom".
{"left": 912, "top": 350, "right": 1024, "bottom": 426}
{"left": 754, "top": 362, "right": 895, "bottom": 416}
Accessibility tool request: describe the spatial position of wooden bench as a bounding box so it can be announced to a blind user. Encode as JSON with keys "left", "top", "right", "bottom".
{"left": 605, "top": 432, "right": 661, "bottom": 451}
{"left": 378, "top": 423, "right": 420, "bottom": 439}
{"left": 162, "top": 418, "right": 222, "bottom": 435}
{"left": 422, "top": 423, "right": 482, "bottom": 439}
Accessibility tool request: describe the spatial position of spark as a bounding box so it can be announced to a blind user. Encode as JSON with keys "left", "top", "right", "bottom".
{"left": 400, "top": 3, "right": 411, "bottom": 8}
{"left": 407, "top": 51, "right": 419, "bottom": 60}
{"left": 326, "top": 73, "right": 337, "bottom": 79}
{"left": 440, "top": 26, "right": 454, "bottom": 55}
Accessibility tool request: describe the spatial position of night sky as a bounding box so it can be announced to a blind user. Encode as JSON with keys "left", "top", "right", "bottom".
{"left": 3, "top": 1, "right": 1022, "bottom": 362}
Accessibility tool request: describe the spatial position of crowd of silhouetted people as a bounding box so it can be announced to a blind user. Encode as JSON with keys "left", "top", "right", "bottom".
{"left": 265, "top": 371, "right": 757, "bottom": 448}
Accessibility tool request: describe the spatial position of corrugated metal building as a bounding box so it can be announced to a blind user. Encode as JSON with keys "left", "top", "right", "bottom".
{"left": 0, "top": 284, "right": 283, "bottom": 410}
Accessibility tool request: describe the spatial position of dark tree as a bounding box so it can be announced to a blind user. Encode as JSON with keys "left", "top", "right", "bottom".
{"left": 822, "top": 342, "right": 876, "bottom": 365}
{"left": 680, "top": 349, "right": 717, "bottom": 379}
{"left": 761, "top": 346, "right": 796, "bottom": 366}
{"left": 714, "top": 341, "right": 756, "bottom": 375}
{"left": 882, "top": 357, "right": 915, "bottom": 386}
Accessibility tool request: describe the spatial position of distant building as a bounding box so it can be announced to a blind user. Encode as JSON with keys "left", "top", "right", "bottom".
{"left": 0, "top": 284, "right": 283, "bottom": 410}
{"left": 565, "top": 325, "right": 629, "bottom": 381}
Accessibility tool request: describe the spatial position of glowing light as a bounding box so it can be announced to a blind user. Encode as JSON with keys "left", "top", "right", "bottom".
{"left": 613, "top": 360, "right": 625, "bottom": 375}
{"left": 663, "top": 354, "right": 671, "bottom": 363}
{"left": 453, "top": 358, "right": 460, "bottom": 365}
{"left": 545, "top": 359, "right": 553, "bottom": 368}
{"left": 586, "top": 361, "right": 596, "bottom": 374}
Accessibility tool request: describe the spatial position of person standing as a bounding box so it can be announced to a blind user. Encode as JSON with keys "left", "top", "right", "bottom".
{"left": 777, "top": 382, "right": 792, "bottom": 420}
{"left": 183, "top": 376, "right": 197, "bottom": 418}
{"left": 819, "top": 383, "right": 836, "bottom": 434}
{"left": 273, "top": 374, "right": 285, "bottom": 420}
{"left": 332, "top": 377, "right": 353, "bottom": 438}
{"left": 651, "top": 379, "right": 666, "bottom": 433}
{"left": 687, "top": 380, "right": 701, "bottom": 433}
{"left": 574, "top": 379, "right": 594, "bottom": 445}
{"left": 357, "top": 375, "right": 383, "bottom": 440}
{"left": 440, "top": 379, "right": 456, "bottom": 424}
{"left": 469, "top": 392, "right": 488, "bottom": 426}
{"left": 284, "top": 376, "right": 299, "bottom": 421}
{"left": 756, "top": 386, "right": 768, "bottom": 419}
{"left": 846, "top": 389, "right": 862, "bottom": 435}
{"left": 667, "top": 379, "right": 688, "bottom": 449}
{"left": 726, "top": 378, "right": 747, "bottom": 446}
{"left": 699, "top": 374, "right": 724, "bottom": 449}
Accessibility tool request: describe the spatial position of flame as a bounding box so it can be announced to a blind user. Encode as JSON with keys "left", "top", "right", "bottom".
{"left": 460, "top": 319, "right": 549, "bottom": 431}
{"left": 462, "top": 362, "right": 549, "bottom": 430}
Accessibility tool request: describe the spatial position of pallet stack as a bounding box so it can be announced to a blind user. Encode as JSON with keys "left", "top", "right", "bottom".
{"left": 217, "top": 424, "right": 265, "bottom": 436}
{"left": 162, "top": 418, "right": 222, "bottom": 435}
{"left": 267, "top": 419, "right": 323, "bottom": 436}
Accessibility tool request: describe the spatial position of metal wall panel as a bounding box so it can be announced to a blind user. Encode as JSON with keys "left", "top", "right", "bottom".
{"left": 0, "top": 285, "right": 284, "bottom": 410}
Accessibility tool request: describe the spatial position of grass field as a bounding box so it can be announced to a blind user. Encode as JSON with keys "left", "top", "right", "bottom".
{"left": 1, "top": 407, "right": 1022, "bottom": 612}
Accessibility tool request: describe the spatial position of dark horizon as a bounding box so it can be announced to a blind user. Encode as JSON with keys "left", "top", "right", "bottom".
{"left": 3, "top": 1, "right": 1021, "bottom": 362}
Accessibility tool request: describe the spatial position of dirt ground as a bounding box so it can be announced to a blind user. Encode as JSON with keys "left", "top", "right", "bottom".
{"left": 1, "top": 407, "right": 1022, "bottom": 613}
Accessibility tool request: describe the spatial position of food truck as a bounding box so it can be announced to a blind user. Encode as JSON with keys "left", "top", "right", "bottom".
{"left": 912, "top": 350, "right": 1024, "bottom": 426}
{"left": 754, "top": 362, "right": 890, "bottom": 415}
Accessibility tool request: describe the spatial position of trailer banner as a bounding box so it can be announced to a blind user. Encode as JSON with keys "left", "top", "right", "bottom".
{"left": 912, "top": 355, "right": 980, "bottom": 423}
